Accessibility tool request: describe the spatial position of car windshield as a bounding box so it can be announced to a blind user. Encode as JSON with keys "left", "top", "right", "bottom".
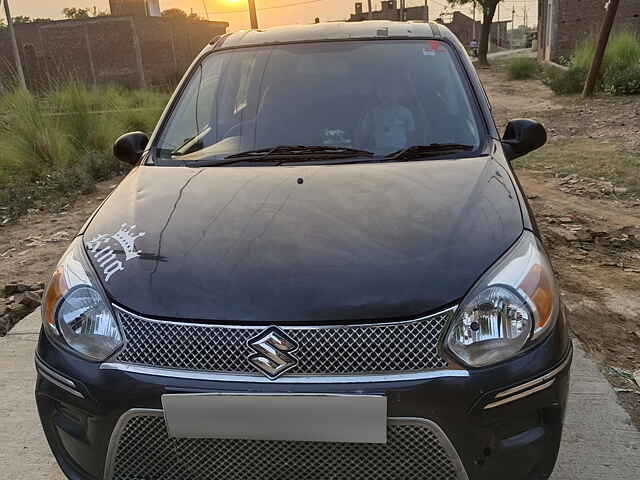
{"left": 154, "top": 40, "right": 483, "bottom": 163}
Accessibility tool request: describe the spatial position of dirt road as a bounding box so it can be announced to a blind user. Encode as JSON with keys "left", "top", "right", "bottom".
{"left": 1, "top": 60, "right": 639, "bottom": 426}
{"left": 479, "top": 62, "right": 640, "bottom": 425}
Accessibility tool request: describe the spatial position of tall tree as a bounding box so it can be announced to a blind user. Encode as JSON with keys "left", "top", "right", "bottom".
{"left": 447, "top": 0, "right": 502, "bottom": 65}
{"left": 161, "top": 8, "right": 188, "bottom": 19}
{"left": 12, "top": 15, "right": 31, "bottom": 24}
{"left": 62, "top": 7, "right": 91, "bottom": 19}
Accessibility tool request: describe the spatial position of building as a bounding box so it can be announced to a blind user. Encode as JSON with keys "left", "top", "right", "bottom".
{"left": 348, "top": 3, "right": 509, "bottom": 50}
{"left": 349, "top": 1, "right": 429, "bottom": 23}
{"left": 0, "top": 2, "right": 227, "bottom": 90}
{"left": 438, "top": 11, "right": 510, "bottom": 49}
{"left": 539, "top": 0, "right": 640, "bottom": 61}
{"left": 110, "top": 0, "right": 161, "bottom": 17}
{"left": 436, "top": 11, "right": 511, "bottom": 51}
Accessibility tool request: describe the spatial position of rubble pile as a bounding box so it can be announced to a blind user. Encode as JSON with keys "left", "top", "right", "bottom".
{"left": 558, "top": 174, "right": 637, "bottom": 200}
{"left": 544, "top": 219, "right": 640, "bottom": 250}
{"left": 0, "top": 282, "right": 44, "bottom": 336}
{"left": 540, "top": 215, "right": 640, "bottom": 273}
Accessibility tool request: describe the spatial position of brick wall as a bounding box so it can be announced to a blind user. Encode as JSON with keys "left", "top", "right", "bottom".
{"left": 349, "top": 4, "right": 428, "bottom": 21}
{"left": 442, "top": 12, "right": 510, "bottom": 49}
{"left": 539, "top": 0, "right": 640, "bottom": 61}
{"left": 0, "top": 16, "right": 227, "bottom": 91}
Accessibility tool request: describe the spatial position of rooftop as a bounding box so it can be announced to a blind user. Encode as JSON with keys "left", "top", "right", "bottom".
{"left": 214, "top": 21, "right": 455, "bottom": 51}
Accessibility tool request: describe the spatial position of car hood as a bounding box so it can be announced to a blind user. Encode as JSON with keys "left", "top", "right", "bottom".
{"left": 83, "top": 158, "right": 523, "bottom": 323}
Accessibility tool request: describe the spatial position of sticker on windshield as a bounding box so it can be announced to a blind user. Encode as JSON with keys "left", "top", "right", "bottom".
{"left": 86, "top": 223, "right": 146, "bottom": 282}
{"left": 423, "top": 40, "right": 446, "bottom": 56}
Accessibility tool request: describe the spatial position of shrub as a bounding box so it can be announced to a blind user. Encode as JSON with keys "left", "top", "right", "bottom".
{"left": 0, "top": 84, "right": 169, "bottom": 219}
{"left": 604, "top": 31, "right": 640, "bottom": 74}
{"left": 548, "top": 31, "right": 640, "bottom": 96}
{"left": 603, "top": 65, "right": 640, "bottom": 95}
{"left": 543, "top": 65, "right": 586, "bottom": 95}
{"left": 507, "top": 57, "right": 538, "bottom": 80}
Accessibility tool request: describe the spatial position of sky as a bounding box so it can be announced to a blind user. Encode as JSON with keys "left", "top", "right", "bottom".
{"left": 5, "top": 0, "right": 538, "bottom": 32}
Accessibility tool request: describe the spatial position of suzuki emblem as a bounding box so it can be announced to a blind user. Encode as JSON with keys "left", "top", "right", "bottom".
{"left": 247, "top": 327, "right": 299, "bottom": 380}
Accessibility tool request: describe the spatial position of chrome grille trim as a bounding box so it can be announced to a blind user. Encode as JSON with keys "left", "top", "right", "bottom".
{"left": 111, "top": 306, "right": 455, "bottom": 378}
{"left": 104, "top": 409, "right": 469, "bottom": 480}
{"left": 100, "top": 362, "right": 469, "bottom": 383}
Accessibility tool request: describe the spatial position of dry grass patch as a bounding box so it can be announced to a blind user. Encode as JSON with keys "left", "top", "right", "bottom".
{"left": 514, "top": 138, "right": 640, "bottom": 194}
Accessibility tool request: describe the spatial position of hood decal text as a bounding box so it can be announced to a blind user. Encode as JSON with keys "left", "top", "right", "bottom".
{"left": 86, "top": 223, "right": 146, "bottom": 282}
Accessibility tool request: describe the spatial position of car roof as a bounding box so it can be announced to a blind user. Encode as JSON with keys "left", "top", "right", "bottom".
{"left": 211, "top": 21, "right": 457, "bottom": 51}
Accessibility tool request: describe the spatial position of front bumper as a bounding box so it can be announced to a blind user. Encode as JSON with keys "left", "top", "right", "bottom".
{"left": 36, "top": 312, "right": 571, "bottom": 480}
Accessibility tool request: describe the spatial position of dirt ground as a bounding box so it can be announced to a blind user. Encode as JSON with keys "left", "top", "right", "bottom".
{"left": 1, "top": 60, "right": 639, "bottom": 426}
{"left": 480, "top": 62, "right": 640, "bottom": 425}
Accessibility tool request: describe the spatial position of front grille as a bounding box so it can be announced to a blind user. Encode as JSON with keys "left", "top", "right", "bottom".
{"left": 114, "top": 307, "right": 452, "bottom": 376}
{"left": 105, "top": 411, "right": 468, "bottom": 480}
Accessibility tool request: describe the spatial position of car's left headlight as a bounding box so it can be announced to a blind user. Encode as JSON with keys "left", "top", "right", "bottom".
{"left": 445, "top": 231, "right": 559, "bottom": 368}
{"left": 41, "top": 237, "right": 122, "bottom": 361}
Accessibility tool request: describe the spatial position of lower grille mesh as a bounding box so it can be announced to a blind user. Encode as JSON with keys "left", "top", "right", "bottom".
{"left": 107, "top": 412, "right": 467, "bottom": 480}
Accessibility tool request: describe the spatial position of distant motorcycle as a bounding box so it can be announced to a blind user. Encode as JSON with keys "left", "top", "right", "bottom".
{"left": 469, "top": 40, "right": 479, "bottom": 58}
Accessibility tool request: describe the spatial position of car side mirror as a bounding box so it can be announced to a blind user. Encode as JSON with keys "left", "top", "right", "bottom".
{"left": 113, "top": 132, "right": 149, "bottom": 165}
{"left": 502, "top": 119, "right": 547, "bottom": 161}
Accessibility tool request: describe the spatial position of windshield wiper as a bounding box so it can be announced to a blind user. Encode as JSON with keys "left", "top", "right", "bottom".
{"left": 225, "top": 145, "right": 375, "bottom": 160}
{"left": 171, "top": 126, "right": 213, "bottom": 157}
{"left": 189, "top": 145, "right": 375, "bottom": 167}
{"left": 386, "top": 143, "right": 475, "bottom": 161}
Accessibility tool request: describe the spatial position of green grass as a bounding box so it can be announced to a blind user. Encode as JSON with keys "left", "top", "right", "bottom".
{"left": 546, "top": 31, "right": 640, "bottom": 95}
{"left": 506, "top": 57, "right": 538, "bottom": 80}
{"left": 514, "top": 138, "right": 640, "bottom": 194}
{"left": 0, "top": 84, "right": 168, "bottom": 219}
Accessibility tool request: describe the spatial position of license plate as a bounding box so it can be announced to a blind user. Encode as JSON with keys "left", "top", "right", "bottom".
{"left": 161, "top": 393, "right": 387, "bottom": 443}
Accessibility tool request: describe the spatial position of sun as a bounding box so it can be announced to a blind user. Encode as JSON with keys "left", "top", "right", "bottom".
{"left": 225, "top": 0, "right": 242, "bottom": 3}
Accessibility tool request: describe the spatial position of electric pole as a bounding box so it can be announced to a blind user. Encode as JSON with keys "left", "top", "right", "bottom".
{"left": 511, "top": 4, "right": 515, "bottom": 49}
{"left": 497, "top": 3, "right": 501, "bottom": 47}
{"left": 248, "top": 0, "right": 259, "bottom": 29}
{"left": 472, "top": 1, "right": 476, "bottom": 41}
{"left": 368, "top": 0, "right": 373, "bottom": 20}
{"left": 583, "top": 0, "right": 620, "bottom": 97}
{"left": 424, "top": 0, "right": 429, "bottom": 22}
{"left": 202, "top": 0, "right": 210, "bottom": 20}
{"left": 2, "top": 0, "right": 26, "bottom": 90}
{"left": 399, "top": 0, "right": 406, "bottom": 22}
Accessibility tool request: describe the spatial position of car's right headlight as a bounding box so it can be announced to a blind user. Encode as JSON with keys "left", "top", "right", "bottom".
{"left": 41, "top": 237, "right": 122, "bottom": 361}
{"left": 445, "top": 231, "right": 560, "bottom": 368}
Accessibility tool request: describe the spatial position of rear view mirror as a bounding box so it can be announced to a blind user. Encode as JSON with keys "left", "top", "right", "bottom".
{"left": 502, "top": 119, "right": 547, "bottom": 161}
{"left": 114, "top": 132, "right": 149, "bottom": 165}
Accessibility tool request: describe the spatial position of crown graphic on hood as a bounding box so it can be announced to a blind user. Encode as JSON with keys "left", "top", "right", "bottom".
{"left": 111, "top": 223, "right": 146, "bottom": 261}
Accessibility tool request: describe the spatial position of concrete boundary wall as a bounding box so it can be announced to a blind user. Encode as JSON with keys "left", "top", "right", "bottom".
{"left": 0, "top": 16, "right": 228, "bottom": 91}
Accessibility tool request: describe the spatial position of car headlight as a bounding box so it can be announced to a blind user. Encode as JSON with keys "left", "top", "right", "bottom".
{"left": 42, "top": 237, "right": 122, "bottom": 361}
{"left": 445, "top": 231, "right": 559, "bottom": 368}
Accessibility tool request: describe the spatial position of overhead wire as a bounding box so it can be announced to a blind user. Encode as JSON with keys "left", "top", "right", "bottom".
{"left": 205, "top": 0, "right": 324, "bottom": 16}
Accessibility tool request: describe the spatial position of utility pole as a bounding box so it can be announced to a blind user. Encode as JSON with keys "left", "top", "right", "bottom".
{"left": 2, "top": 0, "right": 26, "bottom": 90}
{"left": 511, "top": 4, "right": 515, "bottom": 49}
{"left": 583, "top": 0, "right": 620, "bottom": 97}
{"left": 497, "top": 3, "right": 501, "bottom": 47}
{"left": 202, "top": 0, "right": 210, "bottom": 20}
{"left": 472, "top": 1, "right": 476, "bottom": 40}
{"left": 424, "top": 0, "right": 429, "bottom": 22}
{"left": 248, "top": 0, "right": 259, "bottom": 29}
{"left": 399, "top": 0, "right": 406, "bottom": 22}
{"left": 368, "top": 0, "right": 373, "bottom": 20}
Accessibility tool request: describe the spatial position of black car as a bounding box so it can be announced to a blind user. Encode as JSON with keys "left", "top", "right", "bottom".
{"left": 36, "top": 21, "right": 572, "bottom": 480}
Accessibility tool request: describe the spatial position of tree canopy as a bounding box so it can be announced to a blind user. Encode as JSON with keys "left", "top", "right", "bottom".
{"left": 445, "top": 0, "right": 504, "bottom": 65}
{"left": 62, "top": 7, "right": 91, "bottom": 20}
{"left": 161, "top": 8, "right": 203, "bottom": 20}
